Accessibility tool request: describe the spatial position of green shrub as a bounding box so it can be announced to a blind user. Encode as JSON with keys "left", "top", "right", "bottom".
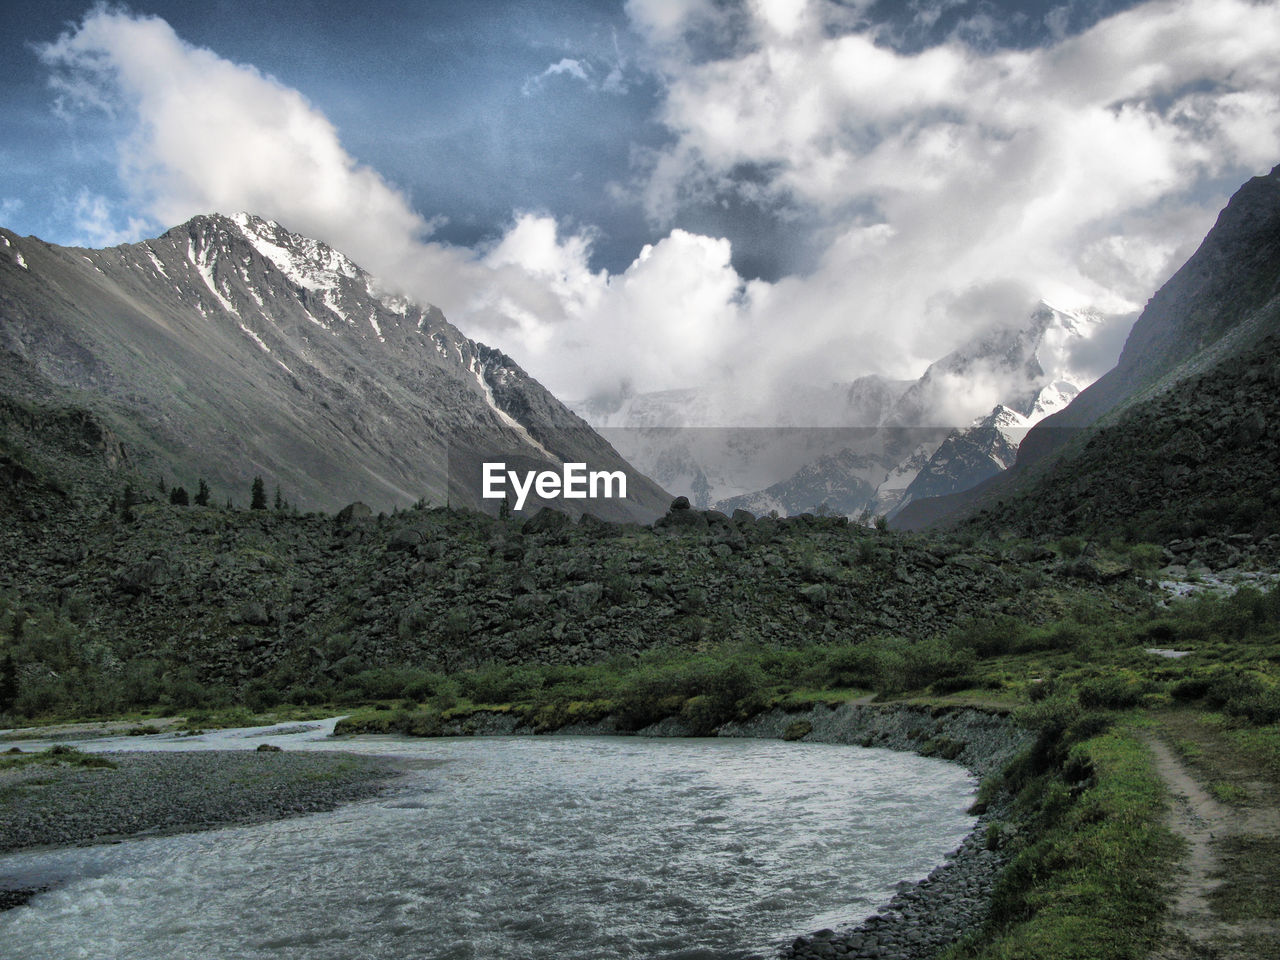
{"left": 930, "top": 674, "right": 978, "bottom": 694}
{"left": 1169, "top": 676, "right": 1211, "bottom": 702}
{"left": 1077, "top": 675, "right": 1147, "bottom": 710}
{"left": 459, "top": 663, "right": 545, "bottom": 704}
{"left": 244, "top": 678, "right": 283, "bottom": 712}
{"left": 950, "top": 615, "right": 1027, "bottom": 657}
{"left": 120, "top": 659, "right": 165, "bottom": 707}
{"left": 1125, "top": 543, "right": 1166, "bottom": 573}
{"left": 1058, "top": 536, "right": 1087, "bottom": 558}
{"left": 1203, "top": 670, "right": 1265, "bottom": 711}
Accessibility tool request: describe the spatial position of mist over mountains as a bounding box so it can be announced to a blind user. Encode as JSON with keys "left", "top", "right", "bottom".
{"left": 896, "top": 162, "right": 1280, "bottom": 540}
{"left": 575, "top": 302, "right": 1103, "bottom": 520}
{"left": 2, "top": 162, "right": 1278, "bottom": 544}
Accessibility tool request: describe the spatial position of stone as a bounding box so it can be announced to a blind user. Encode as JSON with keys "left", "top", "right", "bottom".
{"left": 388, "top": 527, "right": 425, "bottom": 551}
{"left": 335, "top": 502, "right": 373, "bottom": 524}
{"left": 523, "top": 506, "right": 570, "bottom": 535}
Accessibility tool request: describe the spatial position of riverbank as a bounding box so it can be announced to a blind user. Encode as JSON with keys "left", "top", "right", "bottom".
{"left": 6, "top": 698, "right": 1275, "bottom": 959}
{"left": 722, "top": 704, "right": 1023, "bottom": 960}
{"left": 0, "top": 747, "right": 403, "bottom": 908}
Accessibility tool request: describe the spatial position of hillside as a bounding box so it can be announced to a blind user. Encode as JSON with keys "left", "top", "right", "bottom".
{"left": 0, "top": 215, "right": 669, "bottom": 520}
{"left": 895, "top": 164, "right": 1280, "bottom": 535}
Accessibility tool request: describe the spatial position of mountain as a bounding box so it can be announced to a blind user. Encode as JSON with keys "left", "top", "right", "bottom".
{"left": 578, "top": 377, "right": 912, "bottom": 509}
{"left": 617, "top": 303, "right": 1099, "bottom": 519}
{"left": 885, "top": 378, "right": 1081, "bottom": 517}
{"left": 0, "top": 215, "right": 669, "bottom": 519}
{"left": 714, "top": 447, "right": 886, "bottom": 518}
{"left": 894, "top": 163, "right": 1280, "bottom": 538}
{"left": 864, "top": 305, "right": 1096, "bottom": 517}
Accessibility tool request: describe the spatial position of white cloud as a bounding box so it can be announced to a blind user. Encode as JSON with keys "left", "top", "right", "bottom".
{"left": 67, "top": 189, "right": 152, "bottom": 247}
{"left": 34, "top": 6, "right": 750, "bottom": 402}
{"left": 468, "top": 215, "right": 750, "bottom": 399}
{"left": 622, "top": 0, "right": 1280, "bottom": 393}
{"left": 521, "top": 57, "right": 590, "bottom": 96}
{"left": 33, "top": 2, "right": 1280, "bottom": 429}
{"left": 37, "top": 8, "right": 490, "bottom": 306}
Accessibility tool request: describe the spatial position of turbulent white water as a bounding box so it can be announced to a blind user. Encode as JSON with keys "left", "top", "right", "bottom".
{"left": 0, "top": 723, "right": 976, "bottom": 960}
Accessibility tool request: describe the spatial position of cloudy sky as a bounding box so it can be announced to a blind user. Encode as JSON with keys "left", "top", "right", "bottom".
{"left": 4, "top": 0, "right": 1280, "bottom": 412}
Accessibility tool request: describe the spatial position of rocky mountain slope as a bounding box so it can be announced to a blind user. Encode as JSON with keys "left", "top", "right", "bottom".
{"left": 0, "top": 215, "right": 668, "bottom": 519}
{"left": 894, "top": 163, "right": 1280, "bottom": 536}
{"left": 885, "top": 378, "right": 1080, "bottom": 517}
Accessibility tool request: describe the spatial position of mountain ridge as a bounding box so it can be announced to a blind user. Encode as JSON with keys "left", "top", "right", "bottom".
{"left": 893, "top": 162, "right": 1280, "bottom": 534}
{"left": 0, "top": 214, "right": 669, "bottom": 519}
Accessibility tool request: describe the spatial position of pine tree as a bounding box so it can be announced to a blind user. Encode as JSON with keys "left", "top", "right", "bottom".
{"left": 194, "top": 478, "right": 211, "bottom": 507}
{"left": 169, "top": 486, "right": 189, "bottom": 506}
{"left": 0, "top": 654, "right": 17, "bottom": 714}
{"left": 251, "top": 476, "right": 267, "bottom": 510}
{"left": 274, "top": 484, "right": 283, "bottom": 511}
{"left": 120, "top": 483, "right": 137, "bottom": 522}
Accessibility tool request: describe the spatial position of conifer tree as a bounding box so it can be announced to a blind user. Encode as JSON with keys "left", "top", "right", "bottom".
{"left": 120, "top": 483, "right": 137, "bottom": 522}
{"left": 251, "top": 476, "right": 267, "bottom": 510}
{"left": 194, "top": 478, "right": 211, "bottom": 507}
{"left": 0, "top": 654, "right": 17, "bottom": 714}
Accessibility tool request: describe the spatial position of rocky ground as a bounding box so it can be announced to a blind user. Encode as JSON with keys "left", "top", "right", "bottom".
{"left": 782, "top": 825, "right": 1004, "bottom": 960}
{"left": 0, "top": 749, "right": 400, "bottom": 853}
{"left": 1, "top": 493, "right": 1155, "bottom": 698}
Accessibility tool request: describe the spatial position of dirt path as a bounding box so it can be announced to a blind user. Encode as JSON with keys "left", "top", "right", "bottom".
{"left": 1146, "top": 732, "right": 1280, "bottom": 960}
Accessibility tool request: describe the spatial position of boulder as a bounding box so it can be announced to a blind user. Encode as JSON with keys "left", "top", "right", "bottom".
{"left": 388, "top": 526, "right": 426, "bottom": 551}
{"left": 523, "top": 506, "right": 570, "bottom": 535}
{"left": 335, "top": 502, "right": 373, "bottom": 524}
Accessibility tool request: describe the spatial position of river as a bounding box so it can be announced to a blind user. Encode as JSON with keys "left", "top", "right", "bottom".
{"left": 0, "top": 721, "right": 977, "bottom": 959}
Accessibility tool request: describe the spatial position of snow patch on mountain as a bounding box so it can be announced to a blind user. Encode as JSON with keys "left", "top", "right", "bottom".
{"left": 579, "top": 301, "right": 1104, "bottom": 517}
{"left": 231, "top": 212, "right": 361, "bottom": 293}
{"left": 470, "top": 357, "right": 555, "bottom": 462}
{"left": 187, "top": 240, "right": 237, "bottom": 317}
{"left": 238, "top": 322, "right": 270, "bottom": 353}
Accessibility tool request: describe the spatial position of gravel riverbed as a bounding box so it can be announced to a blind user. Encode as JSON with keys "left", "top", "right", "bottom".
{"left": 0, "top": 748, "right": 403, "bottom": 908}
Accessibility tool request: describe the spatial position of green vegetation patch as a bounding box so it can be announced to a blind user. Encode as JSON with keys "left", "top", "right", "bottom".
{"left": 1208, "top": 835, "right": 1280, "bottom": 922}
{"left": 0, "top": 745, "right": 116, "bottom": 770}
{"left": 945, "top": 721, "right": 1179, "bottom": 960}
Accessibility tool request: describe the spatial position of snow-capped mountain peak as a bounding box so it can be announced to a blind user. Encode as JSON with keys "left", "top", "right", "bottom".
{"left": 230, "top": 212, "right": 362, "bottom": 293}
{"left": 0, "top": 213, "right": 671, "bottom": 517}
